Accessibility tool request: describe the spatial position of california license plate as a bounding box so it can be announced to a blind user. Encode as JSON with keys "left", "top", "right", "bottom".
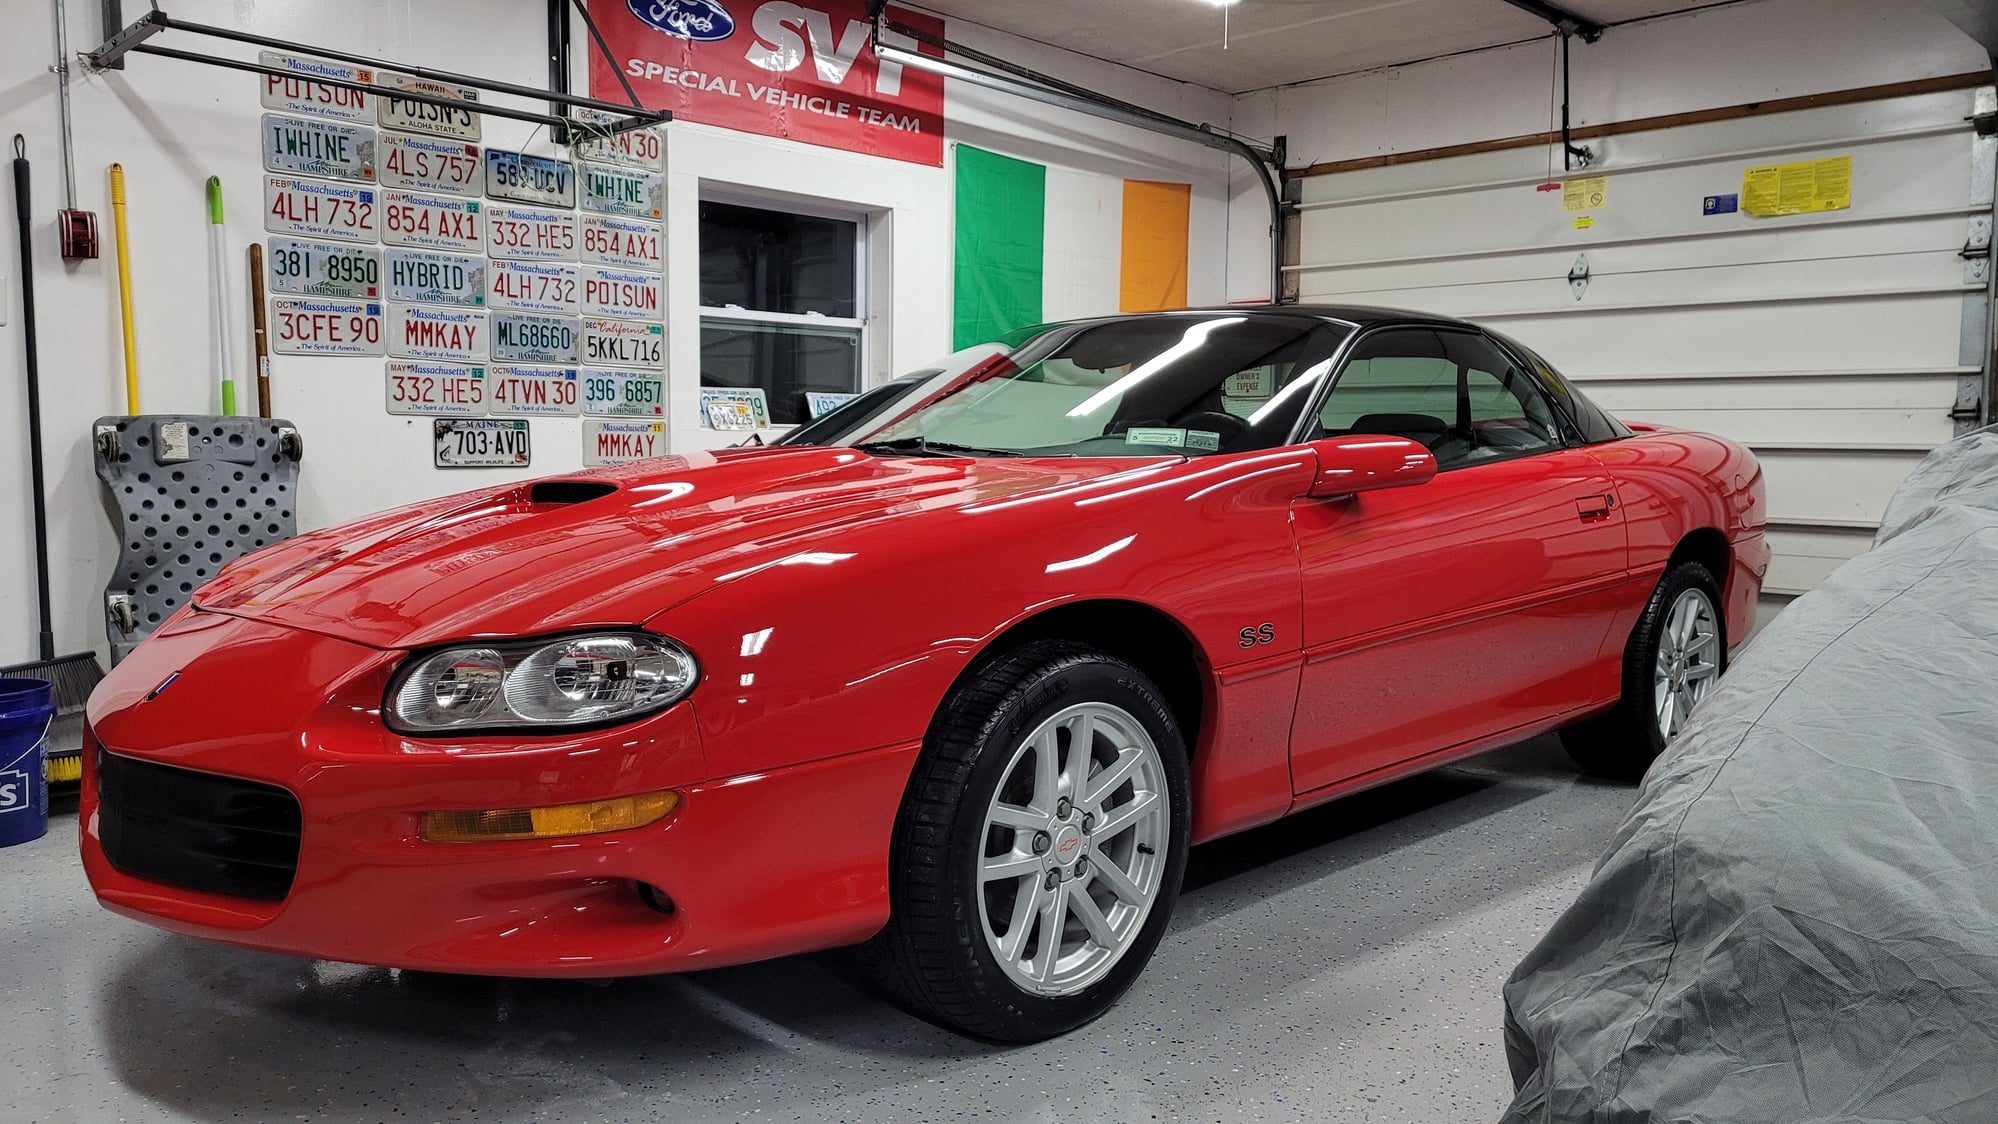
{"left": 571, "top": 109, "right": 665, "bottom": 171}
{"left": 381, "top": 190, "right": 482, "bottom": 253}
{"left": 486, "top": 149, "right": 575, "bottom": 208}
{"left": 265, "top": 176, "right": 377, "bottom": 243}
{"left": 488, "top": 260, "right": 579, "bottom": 316}
{"left": 579, "top": 163, "right": 662, "bottom": 220}
{"left": 580, "top": 214, "right": 662, "bottom": 271}
{"left": 258, "top": 51, "right": 372, "bottom": 122}
{"left": 583, "top": 419, "right": 666, "bottom": 466}
{"left": 583, "top": 367, "right": 666, "bottom": 417}
{"left": 262, "top": 113, "right": 375, "bottom": 182}
{"left": 379, "top": 73, "right": 481, "bottom": 140}
{"left": 491, "top": 313, "right": 580, "bottom": 364}
{"left": 581, "top": 266, "right": 660, "bottom": 320}
{"left": 387, "top": 361, "right": 485, "bottom": 415}
{"left": 486, "top": 203, "right": 577, "bottom": 262}
{"left": 488, "top": 365, "right": 580, "bottom": 417}
{"left": 584, "top": 318, "right": 664, "bottom": 367}
{"left": 388, "top": 304, "right": 488, "bottom": 362}
{"left": 378, "top": 134, "right": 483, "bottom": 195}
{"left": 266, "top": 237, "right": 379, "bottom": 299}
{"left": 386, "top": 248, "right": 485, "bottom": 306}
{"left": 270, "top": 297, "right": 384, "bottom": 355}
{"left": 435, "top": 418, "right": 529, "bottom": 468}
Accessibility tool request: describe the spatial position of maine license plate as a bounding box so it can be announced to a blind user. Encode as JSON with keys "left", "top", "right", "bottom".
{"left": 378, "top": 133, "right": 483, "bottom": 195}
{"left": 270, "top": 297, "right": 384, "bottom": 355}
{"left": 258, "top": 51, "right": 372, "bottom": 122}
{"left": 580, "top": 214, "right": 662, "bottom": 271}
{"left": 570, "top": 109, "right": 664, "bottom": 171}
{"left": 381, "top": 190, "right": 482, "bottom": 253}
{"left": 581, "top": 266, "right": 660, "bottom": 320}
{"left": 387, "top": 361, "right": 485, "bottom": 415}
{"left": 266, "top": 237, "right": 379, "bottom": 299}
{"left": 489, "top": 260, "right": 579, "bottom": 315}
{"left": 488, "top": 365, "right": 580, "bottom": 417}
{"left": 435, "top": 418, "right": 528, "bottom": 468}
{"left": 583, "top": 419, "right": 666, "bottom": 466}
{"left": 486, "top": 149, "right": 575, "bottom": 208}
{"left": 388, "top": 304, "right": 487, "bottom": 362}
{"left": 579, "top": 163, "right": 662, "bottom": 220}
{"left": 491, "top": 313, "right": 580, "bottom": 364}
{"left": 584, "top": 318, "right": 663, "bottom": 367}
{"left": 486, "top": 203, "right": 576, "bottom": 262}
{"left": 262, "top": 113, "right": 375, "bottom": 182}
{"left": 386, "top": 248, "right": 485, "bottom": 307}
{"left": 379, "top": 73, "right": 481, "bottom": 140}
{"left": 583, "top": 367, "right": 665, "bottom": 417}
{"left": 265, "top": 176, "right": 377, "bottom": 243}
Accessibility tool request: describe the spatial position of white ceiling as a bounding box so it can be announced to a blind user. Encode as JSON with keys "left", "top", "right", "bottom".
{"left": 913, "top": 0, "right": 1733, "bottom": 94}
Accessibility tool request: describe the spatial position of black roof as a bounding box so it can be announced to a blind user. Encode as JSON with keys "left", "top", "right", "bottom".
{"left": 1184, "top": 303, "right": 1480, "bottom": 328}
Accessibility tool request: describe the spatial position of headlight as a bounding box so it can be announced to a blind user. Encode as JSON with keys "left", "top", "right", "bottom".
{"left": 387, "top": 632, "right": 698, "bottom": 734}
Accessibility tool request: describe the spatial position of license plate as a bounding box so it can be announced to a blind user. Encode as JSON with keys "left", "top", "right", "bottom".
{"left": 388, "top": 304, "right": 488, "bottom": 362}
{"left": 262, "top": 113, "right": 376, "bottom": 182}
{"left": 700, "top": 387, "right": 770, "bottom": 430}
{"left": 581, "top": 266, "right": 660, "bottom": 320}
{"left": 435, "top": 418, "right": 529, "bottom": 468}
{"left": 385, "top": 248, "right": 485, "bottom": 307}
{"left": 584, "top": 318, "right": 664, "bottom": 367}
{"left": 269, "top": 298, "right": 384, "bottom": 355}
{"left": 583, "top": 419, "right": 667, "bottom": 466}
{"left": 579, "top": 163, "right": 662, "bottom": 220}
{"left": 488, "top": 365, "right": 580, "bottom": 417}
{"left": 580, "top": 214, "right": 662, "bottom": 271}
{"left": 486, "top": 203, "right": 577, "bottom": 262}
{"left": 258, "top": 51, "right": 372, "bottom": 122}
{"left": 570, "top": 109, "right": 665, "bottom": 171}
{"left": 266, "top": 237, "right": 379, "bottom": 299}
{"left": 583, "top": 368, "right": 666, "bottom": 417}
{"left": 265, "top": 176, "right": 377, "bottom": 243}
{"left": 488, "top": 260, "right": 579, "bottom": 315}
{"left": 379, "top": 73, "right": 481, "bottom": 140}
{"left": 378, "top": 133, "right": 483, "bottom": 195}
{"left": 380, "top": 190, "right": 482, "bottom": 253}
{"left": 387, "top": 361, "right": 485, "bottom": 415}
{"left": 486, "top": 149, "right": 575, "bottom": 208}
{"left": 491, "top": 313, "right": 581, "bottom": 364}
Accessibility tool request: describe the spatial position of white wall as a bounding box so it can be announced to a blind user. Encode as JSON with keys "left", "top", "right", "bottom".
{"left": 0, "top": 0, "right": 1235, "bottom": 668}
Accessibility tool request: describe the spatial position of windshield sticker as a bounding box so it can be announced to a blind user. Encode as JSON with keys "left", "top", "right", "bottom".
{"left": 1186, "top": 430, "right": 1221, "bottom": 452}
{"left": 1123, "top": 427, "right": 1220, "bottom": 452}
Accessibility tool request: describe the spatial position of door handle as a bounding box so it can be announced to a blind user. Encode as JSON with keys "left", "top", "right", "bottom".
{"left": 1575, "top": 493, "right": 1615, "bottom": 519}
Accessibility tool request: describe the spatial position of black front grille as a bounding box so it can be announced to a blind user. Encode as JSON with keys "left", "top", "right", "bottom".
{"left": 97, "top": 750, "right": 303, "bottom": 902}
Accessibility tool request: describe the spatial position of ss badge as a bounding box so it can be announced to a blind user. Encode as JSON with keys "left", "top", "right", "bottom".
{"left": 1238, "top": 623, "right": 1275, "bottom": 648}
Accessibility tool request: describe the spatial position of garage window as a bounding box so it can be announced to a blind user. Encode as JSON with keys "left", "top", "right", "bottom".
{"left": 699, "top": 200, "right": 865, "bottom": 426}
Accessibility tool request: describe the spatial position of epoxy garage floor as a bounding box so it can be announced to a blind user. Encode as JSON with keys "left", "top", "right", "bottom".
{"left": 5, "top": 737, "right": 1634, "bottom": 1123}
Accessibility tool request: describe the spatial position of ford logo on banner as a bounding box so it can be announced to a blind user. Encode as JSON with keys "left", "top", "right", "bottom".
{"left": 630, "top": 0, "right": 736, "bottom": 41}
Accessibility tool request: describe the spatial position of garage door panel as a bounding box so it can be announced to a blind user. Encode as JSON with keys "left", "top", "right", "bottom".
{"left": 1763, "top": 526, "right": 1873, "bottom": 595}
{"left": 1601, "top": 407, "right": 1952, "bottom": 448}
{"left": 1578, "top": 373, "right": 1962, "bottom": 408}
{"left": 1754, "top": 450, "right": 1928, "bottom": 525}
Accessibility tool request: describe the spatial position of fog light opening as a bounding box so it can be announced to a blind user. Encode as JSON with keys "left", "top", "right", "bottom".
{"left": 637, "top": 882, "right": 676, "bottom": 916}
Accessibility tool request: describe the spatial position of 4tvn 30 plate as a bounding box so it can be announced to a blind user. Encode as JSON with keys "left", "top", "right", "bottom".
{"left": 434, "top": 418, "right": 528, "bottom": 468}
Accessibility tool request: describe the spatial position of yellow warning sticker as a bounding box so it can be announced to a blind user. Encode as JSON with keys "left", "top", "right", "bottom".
{"left": 1743, "top": 156, "right": 1852, "bottom": 216}
{"left": 1562, "top": 176, "right": 1608, "bottom": 213}
{"left": 1572, "top": 216, "right": 1596, "bottom": 230}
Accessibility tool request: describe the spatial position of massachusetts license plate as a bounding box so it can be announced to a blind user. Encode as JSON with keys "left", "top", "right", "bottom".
{"left": 579, "top": 163, "right": 662, "bottom": 220}
{"left": 488, "top": 365, "right": 581, "bottom": 416}
{"left": 270, "top": 297, "right": 384, "bottom": 355}
{"left": 584, "top": 318, "right": 664, "bottom": 367}
{"left": 570, "top": 109, "right": 665, "bottom": 171}
{"left": 386, "top": 248, "right": 485, "bottom": 307}
{"left": 265, "top": 176, "right": 377, "bottom": 243}
{"left": 262, "top": 113, "right": 376, "bottom": 182}
{"left": 379, "top": 73, "right": 481, "bottom": 140}
{"left": 435, "top": 418, "right": 529, "bottom": 468}
{"left": 583, "top": 367, "right": 666, "bottom": 417}
{"left": 486, "top": 204, "right": 577, "bottom": 262}
{"left": 388, "top": 304, "right": 488, "bottom": 362}
{"left": 486, "top": 149, "right": 575, "bottom": 208}
{"left": 266, "top": 237, "right": 379, "bottom": 299}
{"left": 258, "top": 51, "right": 372, "bottom": 122}
{"left": 378, "top": 133, "right": 483, "bottom": 195}
{"left": 381, "top": 190, "right": 482, "bottom": 253}
{"left": 491, "top": 313, "right": 581, "bottom": 364}
{"left": 581, "top": 266, "right": 661, "bottom": 320}
{"left": 583, "top": 419, "right": 666, "bottom": 466}
{"left": 387, "top": 361, "right": 485, "bottom": 415}
{"left": 580, "top": 214, "right": 662, "bottom": 271}
{"left": 488, "top": 260, "right": 579, "bottom": 316}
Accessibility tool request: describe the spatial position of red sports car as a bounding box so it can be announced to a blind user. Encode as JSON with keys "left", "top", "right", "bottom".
{"left": 80, "top": 307, "right": 1767, "bottom": 1041}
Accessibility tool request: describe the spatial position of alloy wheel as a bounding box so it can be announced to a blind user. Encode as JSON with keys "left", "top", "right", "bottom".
{"left": 1654, "top": 587, "right": 1721, "bottom": 740}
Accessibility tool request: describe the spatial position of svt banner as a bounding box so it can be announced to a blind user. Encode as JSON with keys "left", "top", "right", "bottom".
{"left": 589, "top": 1, "right": 946, "bottom": 167}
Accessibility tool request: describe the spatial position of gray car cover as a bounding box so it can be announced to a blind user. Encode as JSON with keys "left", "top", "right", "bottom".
{"left": 1500, "top": 429, "right": 1998, "bottom": 1124}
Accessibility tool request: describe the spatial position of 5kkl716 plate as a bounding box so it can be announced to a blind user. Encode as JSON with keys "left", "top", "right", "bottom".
{"left": 266, "top": 237, "right": 379, "bottom": 300}
{"left": 434, "top": 418, "right": 528, "bottom": 467}
{"left": 584, "top": 318, "right": 663, "bottom": 367}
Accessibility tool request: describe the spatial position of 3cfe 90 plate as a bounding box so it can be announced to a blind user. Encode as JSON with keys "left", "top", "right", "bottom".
{"left": 270, "top": 297, "right": 384, "bottom": 355}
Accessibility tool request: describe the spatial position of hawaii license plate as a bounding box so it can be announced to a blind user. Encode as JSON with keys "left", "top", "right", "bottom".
{"left": 488, "top": 366, "right": 580, "bottom": 417}
{"left": 435, "top": 418, "right": 528, "bottom": 468}
{"left": 262, "top": 113, "right": 375, "bottom": 182}
{"left": 258, "top": 51, "right": 372, "bottom": 122}
{"left": 379, "top": 73, "right": 481, "bottom": 140}
{"left": 266, "top": 237, "right": 379, "bottom": 299}
{"left": 584, "top": 318, "right": 664, "bottom": 367}
{"left": 380, "top": 190, "right": 482, "bottom": 253}
{"left": 269, "top": 297, "right": 384, "bottom": 355}
{"left": 265, "top": 176, "right": 377, "bottom": 243}
{"left": 580, "top": 266, "right": 660, "bottom": 320}
{"left": 486, "top": 149, "right": 575, "bottom": 208}
{"left": 491, "top": 313, "right": 581, "bottom": 364}
{"left": 570, "top": 109, "right": 664, "bottom": 171}
{"left": 583, "top": 419, "right": 666, "bottom": 466}
{"left": 378, "top": 133, "right": 483, "bottom": 195}
{"left": 579, "top": 163, "right": 662, "bottom": 220}
{"left": 580, "top": 214, "right": 662, "bottom": 271}
{"left": 582, "top": 367, "right": 665, "bottom": 417}
{"left": 388, "top": 304, "right": 487, "bottom": 362}
{"left": 488, "top": 260, "right": 579, "bottom": 316}
{"left": 486, "top": 203, "right": 577, "bottom": 262}
{"left": 387, "top": 361, "right": 485, "bottom": 415}
{"left": 385, "top": 248, "right": 485, "bottom": 306}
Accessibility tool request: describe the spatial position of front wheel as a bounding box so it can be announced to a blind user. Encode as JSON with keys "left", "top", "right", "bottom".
{"left": 1562, "top": 561, "right": 1726, "bottom": 782}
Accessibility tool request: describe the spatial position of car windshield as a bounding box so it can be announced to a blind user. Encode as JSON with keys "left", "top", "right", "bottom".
{"left": 838, "top": 314, "right": 1352, "bottom": 458}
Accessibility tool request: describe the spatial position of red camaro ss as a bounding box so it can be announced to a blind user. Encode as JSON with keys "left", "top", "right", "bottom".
{"left": 81, "top": 307, "right": 1766, "bottom": 1041}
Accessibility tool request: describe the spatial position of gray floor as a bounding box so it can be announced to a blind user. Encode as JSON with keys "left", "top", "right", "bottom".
{"left": 2, "top": 736, "right": 1635, "bottom": 1123}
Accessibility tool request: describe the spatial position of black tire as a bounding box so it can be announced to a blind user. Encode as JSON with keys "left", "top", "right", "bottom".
{"left": 860, "top": 640, "right": 1191, "bottom": 1042}
{"left": 1561, "top": 561, "right": 1726, "bottom": 782}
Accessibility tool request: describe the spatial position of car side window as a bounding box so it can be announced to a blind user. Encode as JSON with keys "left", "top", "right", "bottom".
{"left": 1315, "top": 329, "right": 1566, "bottom": 470}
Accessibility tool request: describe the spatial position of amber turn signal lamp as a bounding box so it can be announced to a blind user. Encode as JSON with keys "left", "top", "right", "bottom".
{"left": 420, "top": 790, "right": 681, "bottom": 843}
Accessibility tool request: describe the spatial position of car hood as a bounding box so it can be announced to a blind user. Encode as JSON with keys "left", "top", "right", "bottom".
{"left": 192, "top": 446, "right": 1168, "bottom": 650}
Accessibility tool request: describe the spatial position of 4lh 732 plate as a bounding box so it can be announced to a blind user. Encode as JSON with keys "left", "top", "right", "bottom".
{"left": 435, "top": 418, "right": 529, "bottom": 467}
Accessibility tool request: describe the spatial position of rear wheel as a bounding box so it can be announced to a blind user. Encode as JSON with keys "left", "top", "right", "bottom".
{"left": 1562, "top": 562, "right": 1725, "bottom": 781}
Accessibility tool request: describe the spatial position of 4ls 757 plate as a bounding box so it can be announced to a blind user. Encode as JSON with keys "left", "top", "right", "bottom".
{"left": 486, "top": 149, "right": 575, "bottom": 208}
{"left": 435, "top": 418, "right": 528, "bottom": 468}
{"left": 378, "top": 134, "right": 483, "bottom": 195}
{"left": 262, "top": 113, "right": 376, "bottom": 182}
{"left": 266, "top": 237, "right": 379, "bottom": 299}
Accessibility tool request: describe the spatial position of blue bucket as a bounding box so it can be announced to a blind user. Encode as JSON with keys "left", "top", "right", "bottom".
{"left": 0, "top": 677, "right": 53, "bottom": 847}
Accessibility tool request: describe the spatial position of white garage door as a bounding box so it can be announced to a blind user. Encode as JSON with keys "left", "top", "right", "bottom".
{"left": 1287, "top": 85, "right": 1996, "bottom": 623}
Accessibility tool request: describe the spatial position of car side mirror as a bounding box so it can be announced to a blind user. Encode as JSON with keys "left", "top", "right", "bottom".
{"left": 1305, "top": 435, "right": 1437, "bottom": 498}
